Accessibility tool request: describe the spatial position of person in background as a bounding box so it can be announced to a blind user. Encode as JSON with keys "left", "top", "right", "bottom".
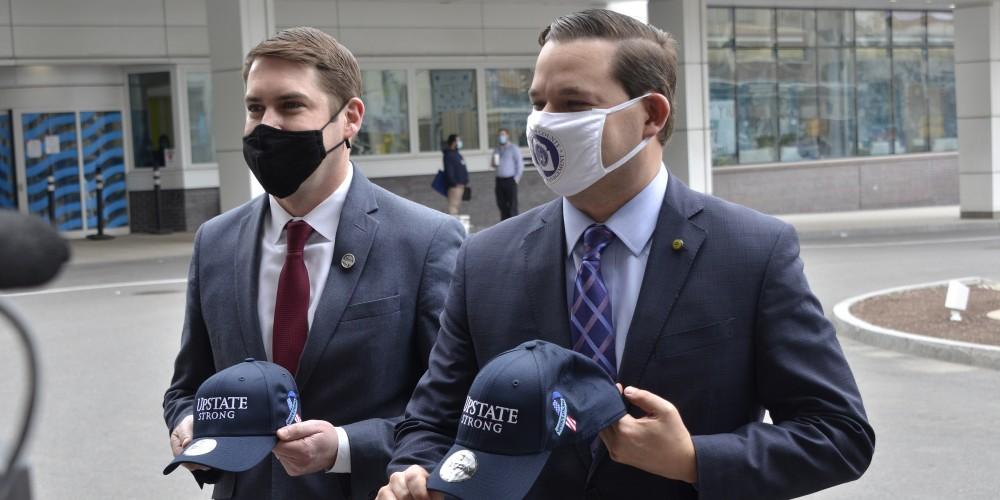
{"left": 490, "top": 127, "right": 524, "bottom": 220}
{"left": 442, "top": 133, "right": 468, "bottom": 215}
{"left": 154, "top": 133, "right": 172, "bottom": 167}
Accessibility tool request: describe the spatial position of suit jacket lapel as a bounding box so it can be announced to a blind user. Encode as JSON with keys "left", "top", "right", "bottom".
{"left": 521, "top": 198, "right": 573, "bottom": 349}
{"left": 235, "top": 195, "right": 269, "bottom": 361}
{"left": 617, "top": 177, "right": 706, "bottom": 390}
{"left": 295, "top": 168, "right": 379, "bottom": 389}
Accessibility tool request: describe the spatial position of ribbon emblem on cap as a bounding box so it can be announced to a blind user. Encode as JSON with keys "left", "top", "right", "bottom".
{"left": 286, "top": 391, "right": 299, "bottom": 426}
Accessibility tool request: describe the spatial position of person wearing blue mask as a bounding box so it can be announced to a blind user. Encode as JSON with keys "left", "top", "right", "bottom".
{"left": 442, "top": 134, "right": 469, "bottom": 215}
{"left": 163, "top": 27, "right": 464, "bottom": 500}
{"left": 380, "top": 9, "right": 873, "bottom": 500}
{"left": 490, "top": 128, "right": 524, "bottom": 220}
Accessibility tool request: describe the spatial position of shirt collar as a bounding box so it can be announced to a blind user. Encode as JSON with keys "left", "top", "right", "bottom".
{"left": 563, "top": 164, "right": 669, "bottom": 257}
{"left": 266, "top": 162, "right": 354, "bottom": 245}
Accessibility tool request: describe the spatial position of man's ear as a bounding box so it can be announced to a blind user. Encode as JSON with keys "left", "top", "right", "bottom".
{"left": 643, "top": 93, "right": 670, "bottom": 139}
{"left": 342, "top": 97, "right": 365, "bottom": 139}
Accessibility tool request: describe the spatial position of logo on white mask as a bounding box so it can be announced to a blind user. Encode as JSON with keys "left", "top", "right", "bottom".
{"left": 529, "top": 127, "right": 564, "bottom": 178}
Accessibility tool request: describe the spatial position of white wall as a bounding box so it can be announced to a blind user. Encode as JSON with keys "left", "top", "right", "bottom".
{"left": 274, "top": 0, "right": 604, "bottom": 57}
{"left": 0, "top": 66, "right": 124, "bottom": 111}
{"left": 2, "top": 0, "right": 209, "bottom": 62}
{"left": 0, "top": 0, "right": 612, "bottom": 63}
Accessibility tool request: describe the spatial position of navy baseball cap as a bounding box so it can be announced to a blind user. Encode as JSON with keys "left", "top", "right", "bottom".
{"left": 163, "top": 358, "right": 301, "bottom": 475}
{"left": 427, "top": 340, "right": 627, "bottom": 500}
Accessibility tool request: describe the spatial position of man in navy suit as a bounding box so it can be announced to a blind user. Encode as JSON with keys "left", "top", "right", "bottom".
{"left": 380, "top": 10, "right": 873, "bottom": 500}
{"left": 163, "top": 27, "right": 464, "bottom": 499}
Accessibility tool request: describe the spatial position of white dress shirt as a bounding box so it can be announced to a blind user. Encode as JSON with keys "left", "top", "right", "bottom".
{"left": 257, "top": 164, "right": 354, "bottom": 473}
{"left": 563, "top": 164, "right": 669, "bottom": 371}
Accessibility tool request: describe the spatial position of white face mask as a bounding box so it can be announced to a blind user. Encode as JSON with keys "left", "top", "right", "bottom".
{"left": 526, "top": 93, "right": 653, "bottom": 197}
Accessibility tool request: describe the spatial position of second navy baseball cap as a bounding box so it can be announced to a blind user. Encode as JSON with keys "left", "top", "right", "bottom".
{"left": 163, "top": 358, "right": 301, "bottom": 475}
{"left": 427, "top": 340, "right": 627, "bottom": 500}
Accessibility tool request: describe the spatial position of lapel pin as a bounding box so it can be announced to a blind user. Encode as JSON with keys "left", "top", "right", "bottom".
{"left": 672, "top": 239, "right": 685, "bottom": 251}
{"left": 340, "top": 253, "right": 356, "bottom": 270}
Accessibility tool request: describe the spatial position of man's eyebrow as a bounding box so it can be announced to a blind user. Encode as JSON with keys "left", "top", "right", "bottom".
{"left": 244, "top": 92, "right": 312, "bottom": 103}
{"left": 277, "top": 92, "right": 311, "bottom": 101}
{"left": 557, "top": 86, "right": 593, "bottom": 98}
{"left": 528, "top": 86, "right": 595, "bottom": 101}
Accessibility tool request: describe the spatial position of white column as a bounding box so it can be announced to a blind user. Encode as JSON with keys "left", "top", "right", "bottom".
{"left": 955, "top": 2, "right": 1000, "bottom": 219}
{"left": 206, "top": 0, "right": 275, "bottom": 212}
{"left": 648, "top": 0, "right": 712, "bottom": 194}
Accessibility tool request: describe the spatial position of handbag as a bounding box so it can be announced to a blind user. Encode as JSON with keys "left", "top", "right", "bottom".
{"left": 462, "top": 185, "right": 471, "bottom": 201}
{"left": 431, "top": 170, "right": 447, "bottom": 196}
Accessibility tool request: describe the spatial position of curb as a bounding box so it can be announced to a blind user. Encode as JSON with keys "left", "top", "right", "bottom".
{"left": 796, "top": 221, "right": 1000, "bottom": 241}
{"left": 833, "top": 277, "right": 1000, "bottom": 371}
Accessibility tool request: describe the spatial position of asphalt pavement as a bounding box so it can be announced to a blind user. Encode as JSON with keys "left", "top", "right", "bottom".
{"left": 1, "top": 206, "right": 998, "bottom": 499}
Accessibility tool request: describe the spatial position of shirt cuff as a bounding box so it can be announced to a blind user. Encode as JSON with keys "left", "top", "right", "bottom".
{"left": 327, "top": 426, "right": 351, "bottom": 473}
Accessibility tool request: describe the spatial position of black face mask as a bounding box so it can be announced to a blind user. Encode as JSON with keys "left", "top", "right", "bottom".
{"left": 242, "top": 106, "right": 350, "bottom": 199}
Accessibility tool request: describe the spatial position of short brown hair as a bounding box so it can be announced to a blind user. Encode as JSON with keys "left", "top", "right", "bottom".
{"left": 539, "top": 9, "right": 678, "bottom": 144}
{"left": 243, "top": 27, "right": 362, "bottom": 112}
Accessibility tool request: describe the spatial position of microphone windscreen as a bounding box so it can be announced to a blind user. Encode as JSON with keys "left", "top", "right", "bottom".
{"left": 0, "top": 210, "right": 71, "bottom": 289}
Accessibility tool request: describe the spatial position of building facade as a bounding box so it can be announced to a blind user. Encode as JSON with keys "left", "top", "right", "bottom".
{"left": 0, "top": 0, "right": 992, "bottom": 238}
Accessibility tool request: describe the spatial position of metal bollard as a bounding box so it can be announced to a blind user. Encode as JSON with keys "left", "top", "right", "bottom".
{"left": 45, "top": 175, "right": 55, "bottom": 227}
{"left": 150, "top": 166, "right": 172, "bottom": 235}
{"left": 86, "top": 168, "right": 114, "bottom": 240}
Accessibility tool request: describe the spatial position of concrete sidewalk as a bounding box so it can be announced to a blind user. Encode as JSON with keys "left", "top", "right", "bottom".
{"left": 777, "top": 205, "right": 1000, "bottom": 240}
{"left": 67, "top": 231, "right": 196, "bottom": 266}
{"left": 64, "top": 204, "right": 1000, "bottom": 266}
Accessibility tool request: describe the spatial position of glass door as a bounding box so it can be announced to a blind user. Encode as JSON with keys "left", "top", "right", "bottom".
{"left": 80, "top": 111, "right": 128, "bottom": 229}
{"left": 0, "top": 112, "right": 15, "bottom": 209}
{"left": 21, "top": 111, "right": 83, "bottom": 231}
{"left": 15, "top": 110, "right": 129, "bottom": 235}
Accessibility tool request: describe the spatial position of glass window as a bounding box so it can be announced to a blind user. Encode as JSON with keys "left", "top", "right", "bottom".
{"left": 893, "top": 48, "right": 929, "bottom": 153}
{"left": 186, "top": 71, "right": 214, "bottom": 164}
{"left": 485, "top": 68, "right": 532, "bottom": 148}
{"left": 928, "top": 48, "right": 957, "bottom": 151}
{"left": 817, "top": 10, "right": 853, "bottom": 47}
{"left": 892, "top": 11, "right": 926, "bottom": 46}
{"left": 928, "top": 12, "right": 954, "bottom": 46}
{"left": 707, "top": 8, "right": 957, "bottom": 167}
{"left": 736, "top": 48, "right": 778, "bottom": 163}
{"left": 707, "top": 8, "right": 733, "bottom": 48}
{"left": 128, "top": 72, "right": 174, "bottom": 168}
{"left": 778, "top": 48, "right": 818, "bottom": 161}
{"left": 856, "top": 48, "right": 894, "bottom": 156}
{"left": 818, "top": 48, "right": 856, "bottom": 158}
{"left": 709, "top": 49, "right": 737, "bottom": 166}
{"left": 735, "top": 9, "right": 774, "bottom": 48}
{"left": 416, "top": 69, "right": 479, "bottom": 152}
{"left": 356, "top": 69, "right": 409, "bottom": 155}
{"left": 777, "top": 10, "right": 815, "bottom": 47}
{"left": 856, "top": 11, "right": 889, "bottom": 47}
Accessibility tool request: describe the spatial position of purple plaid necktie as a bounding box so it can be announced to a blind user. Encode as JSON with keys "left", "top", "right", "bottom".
{"left": 571, "top": 224, "right": 617, "bottom": 379}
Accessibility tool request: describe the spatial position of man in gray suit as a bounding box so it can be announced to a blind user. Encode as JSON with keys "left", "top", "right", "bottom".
{"left": 163, "top": 27, "right": 464, "bottom": 500}
{"left": 381, "top": 10, "right": 872, "bottom": 500}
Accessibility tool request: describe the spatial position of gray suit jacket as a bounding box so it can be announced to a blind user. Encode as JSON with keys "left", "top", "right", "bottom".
{"left": 164, "top": 166, "right": 464, "bottom": 500}
{"left": 392, "top": 177, "right": 874, "bottom": 499}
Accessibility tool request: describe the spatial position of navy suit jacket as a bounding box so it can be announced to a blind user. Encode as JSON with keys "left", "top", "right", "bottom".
{"left": 163, "top": 167, "right": 464, "bottom": 500}
{"left": 391, "top": 177, "right": 874, "bottom": 499}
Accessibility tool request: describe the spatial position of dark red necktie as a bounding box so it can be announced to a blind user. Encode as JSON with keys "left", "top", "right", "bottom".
{"left": 272, "top": 220, "right": 313, "bottom": 375}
